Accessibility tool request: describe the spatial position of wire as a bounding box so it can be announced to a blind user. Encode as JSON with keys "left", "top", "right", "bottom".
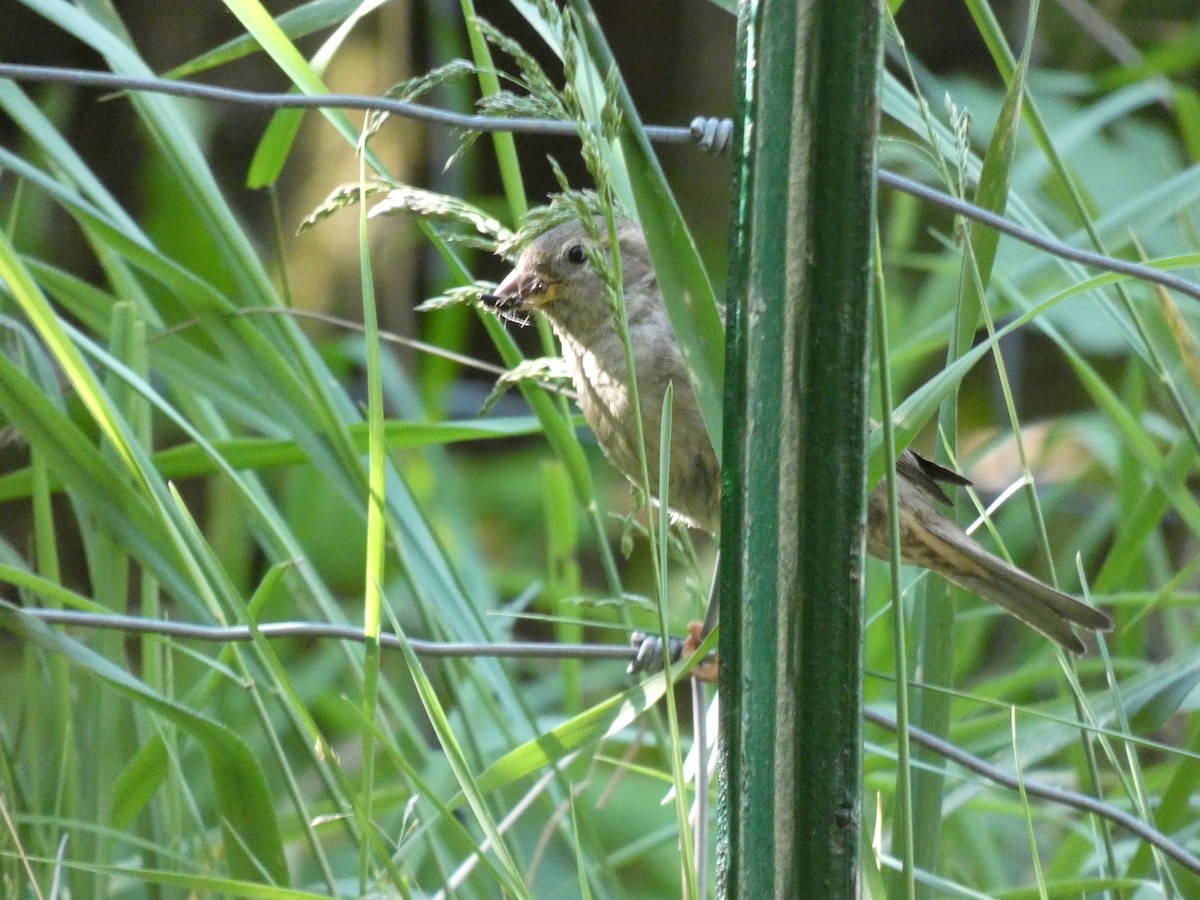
{"left": 15, "top": 605, "right": 1200, "bottom": 876}
{"left": 875, "top": 168, "right": 1200, "bottom": 305}
{"left": 6, "top": 60, "right": 1200, "bottom": 878}
{"left": 0, "top": 63, "right": 695, "bottom": 145}
{"left": 24, "top": 607, "right": 633, "bottom": 661}
{"left": 1, "top": 63, "right": 1196, "bottom": 304}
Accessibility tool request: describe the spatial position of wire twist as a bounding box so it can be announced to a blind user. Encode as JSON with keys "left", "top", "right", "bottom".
{"left": 11, "top": 604, "right": 1200, "bottom": 876}
{"left": 688, "top": 116, "right": 734, "bottom": 155}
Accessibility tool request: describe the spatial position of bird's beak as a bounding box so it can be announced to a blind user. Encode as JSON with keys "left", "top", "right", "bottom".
{"left": 482, "top": 266, "right": 528, "bottom": 310}
{"left": 481, "top": 263, "right": 560, "bottom": 314}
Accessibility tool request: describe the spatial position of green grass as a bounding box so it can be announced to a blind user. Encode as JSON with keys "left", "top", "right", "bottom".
{"left": 1, "top": 1, "right": 1199, "bottom": 897}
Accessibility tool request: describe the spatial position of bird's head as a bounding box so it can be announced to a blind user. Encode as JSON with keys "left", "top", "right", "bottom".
{"left": 482, "top": 219, "right": 655, "bottom": 336}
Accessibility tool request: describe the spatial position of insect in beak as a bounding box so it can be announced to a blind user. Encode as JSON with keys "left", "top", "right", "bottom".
{"left": 481, "top": 266, "right": 557, "bottom": 324}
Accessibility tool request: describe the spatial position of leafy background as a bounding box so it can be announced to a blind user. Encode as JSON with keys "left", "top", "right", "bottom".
{"left": 1, "top": 0, "right": 1199, "bottom": 897}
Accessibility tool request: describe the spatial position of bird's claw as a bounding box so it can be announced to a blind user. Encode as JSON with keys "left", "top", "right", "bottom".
{"left": 628, "top": 623, "right": 719, "bottom": 682}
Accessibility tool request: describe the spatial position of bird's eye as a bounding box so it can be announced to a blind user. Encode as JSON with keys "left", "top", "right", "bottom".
{"left": 566, "top": 243, "right": 586, "bottom": 265}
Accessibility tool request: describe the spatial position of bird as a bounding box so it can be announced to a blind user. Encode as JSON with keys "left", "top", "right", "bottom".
{"left": 482, "top": 217, "right": 1111, "bottom": 654}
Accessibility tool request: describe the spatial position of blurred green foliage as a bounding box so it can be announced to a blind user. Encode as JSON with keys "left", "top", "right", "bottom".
{"left": 0, "top": 1, "right": 1198, "bottom": 897}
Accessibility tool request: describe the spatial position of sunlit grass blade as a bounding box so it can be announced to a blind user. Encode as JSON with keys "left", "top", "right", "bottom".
{"left": 163, "top": 0, "right": 365, "bottom": 80}
{"left": 389, "top": 623, "right": 529, "bottom": 898}
{"left": 475, "top": 676, "right": 670, "bottom": 797}
{"left": 0, "top": 416, "right": 551, "bottom": 501}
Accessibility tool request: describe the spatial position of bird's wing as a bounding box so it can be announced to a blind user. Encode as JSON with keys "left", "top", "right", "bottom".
{"left": 894, "top": 449, "right": 971, "bottom": 507}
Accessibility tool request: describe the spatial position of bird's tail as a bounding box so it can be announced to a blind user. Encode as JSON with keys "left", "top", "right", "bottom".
{"left": 938, "top": 537, "right": 1111, "bottom": 654}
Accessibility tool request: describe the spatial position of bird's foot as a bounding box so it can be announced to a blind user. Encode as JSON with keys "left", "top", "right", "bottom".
{"left": 628, "top": 622, "right": 718, "bottom": 682}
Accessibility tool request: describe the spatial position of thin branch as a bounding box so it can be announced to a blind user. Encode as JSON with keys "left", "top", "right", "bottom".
{"left": 161, "top": 307, "right": 579, "bottom": 399}
{"left": 1050, "top": 0, "right": 1141, "bottom": 66}
{"left": 865, "top": 708, "right": 1200, "bottom": 877}
{"left": 236, "top": 307, "right": 511, "bottom": 379}
{"left": 228, "top": 307, "right": 511, "bottom": 376}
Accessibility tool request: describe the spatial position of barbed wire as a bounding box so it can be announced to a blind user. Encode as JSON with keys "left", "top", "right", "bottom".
{"left": 24, "top": 606, "right": 633, "bottom": 660}
{"left": 875, "top": 169, "right": 1200, "bottom": 304}
{"left": 0, "top": 63, "right": 1197, "bottom": 306}
{"left": 4, "top": 60, "right": 1200, "bottom": 877}
{"left": 0, "top": 62, "right": 716, "bottom": 148}
{"left": 15, "top": 604, "right": 1200, "bottom": 875}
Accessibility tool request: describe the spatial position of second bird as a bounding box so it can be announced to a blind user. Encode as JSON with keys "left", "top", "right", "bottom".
{"left": 484, "top": 218, "right": 1111, "bottom": 653}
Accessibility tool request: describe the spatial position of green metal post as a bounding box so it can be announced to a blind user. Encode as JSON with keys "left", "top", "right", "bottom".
{"left": 719, "top": 1, "right": 883, "bottom": 896}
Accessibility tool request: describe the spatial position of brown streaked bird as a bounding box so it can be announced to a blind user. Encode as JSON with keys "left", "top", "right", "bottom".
{"left": 484, "top": 218, "right": 1111, "bottom": 653}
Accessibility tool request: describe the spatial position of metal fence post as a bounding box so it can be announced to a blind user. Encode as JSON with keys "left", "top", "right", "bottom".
{"left": 719, "top": 1, "right": 883, "bottom": 896}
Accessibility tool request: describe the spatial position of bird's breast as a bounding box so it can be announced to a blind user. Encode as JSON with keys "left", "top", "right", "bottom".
{"left": 568, "top": 342, "right": 644, "bottom": 478}
{"left": 559, "top": 333, "right": 720, "bottom": 532}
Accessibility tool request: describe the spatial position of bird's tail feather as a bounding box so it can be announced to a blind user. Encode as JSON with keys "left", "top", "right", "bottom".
{"left": 944, "top": 541, "right": 1111, "bottom": 654}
